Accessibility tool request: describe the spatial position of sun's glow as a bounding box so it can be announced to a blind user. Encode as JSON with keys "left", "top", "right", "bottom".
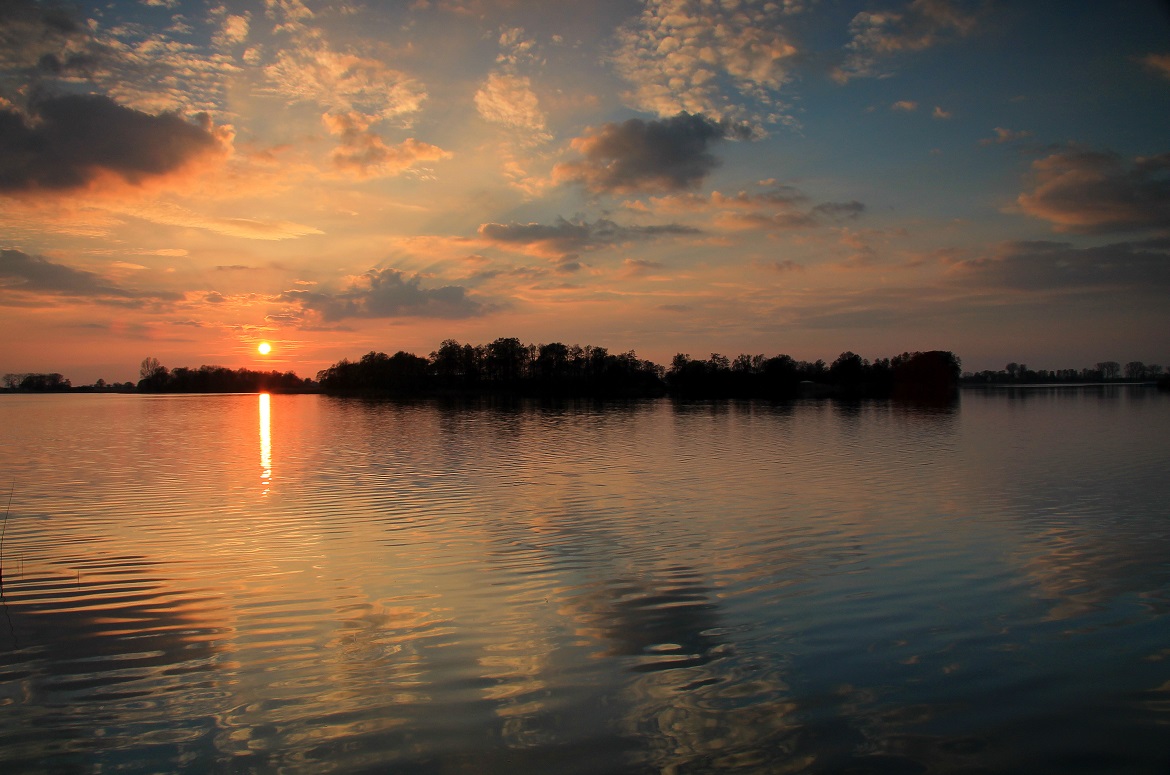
{"left": 257, "top": 342, "right": 272, "bottom": 355}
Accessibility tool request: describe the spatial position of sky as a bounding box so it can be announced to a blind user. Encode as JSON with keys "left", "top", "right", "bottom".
{"left": 2, "top": 0, "right": 1169, "bottom": 384}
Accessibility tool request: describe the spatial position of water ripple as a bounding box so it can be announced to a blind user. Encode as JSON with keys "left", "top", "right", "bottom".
{"left": 0, "top": 392, "right": 1167, "bottom": 772}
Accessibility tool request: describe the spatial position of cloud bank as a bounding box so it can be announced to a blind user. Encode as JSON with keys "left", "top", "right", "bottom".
{"left": 479, "top": 217, "right": 700, "bottom": 261}
{"left": 278, "top": 267, "right": 482, "bottom": 322}
{"left": 0, "top": 94, "right": 229, "bottom": 194}
{"left": 950, "top": 238, "right": 1170, "bottom": 290}
{"left": 0, "top": 248, "right": 180, "bottom": 303}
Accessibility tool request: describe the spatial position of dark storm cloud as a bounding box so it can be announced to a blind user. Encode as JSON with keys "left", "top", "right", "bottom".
{"left": 554, "top": 112, "right": 754, "bottom": 194}
{"left": 0, "top": 248, "right": 180, "bottom": 302}
{"left": 479, "top": 217, "right": 699, "bottom": 258}
{"left": 949, "top": 238, "right": 1170, "bottom": 290}
{"left": 0, "top": 94, "right": 225, "bottom": 193}
{"left": 278, "top": 267, "right": 483, "bottom": 322}
{"left": 1018, "top": 149, "right": 1170, "bottom": 233}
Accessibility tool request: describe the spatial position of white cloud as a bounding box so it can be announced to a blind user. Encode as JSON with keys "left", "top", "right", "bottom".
{"left": 611, "top": 0, "right": 800, "bottom": 123}
{"left": 474, "top": 73, "right": 550, "bottom": 140}
{"left": 264, "top": 48, "right": 426, "bottom": 122}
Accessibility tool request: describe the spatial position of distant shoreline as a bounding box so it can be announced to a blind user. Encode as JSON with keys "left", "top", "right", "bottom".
{"left": 1, "top": 381, "right": 1164, "bottom": 400}
{"left": 6, "top": 347, "right": 1168, "bottom": 396}
{"left": 960, "top": 381, "right": 1161, "bottom": 389}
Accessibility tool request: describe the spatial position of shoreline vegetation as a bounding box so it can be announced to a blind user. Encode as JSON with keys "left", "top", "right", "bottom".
{"left": 3, "top": 341, "right": 1167, "bottom": 398}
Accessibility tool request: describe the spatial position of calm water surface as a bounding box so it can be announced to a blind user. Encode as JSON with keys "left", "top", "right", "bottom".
{"left": 0, "top": 389, "right": 1168, "bottom": 773}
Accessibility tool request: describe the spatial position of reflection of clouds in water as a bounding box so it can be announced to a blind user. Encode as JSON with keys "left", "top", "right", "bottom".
{"left": 0, "top": 560, "right": 230, "bottom": 770}
{"left": 620, "top": 657, "right": 805, "bottom": 773}
{"left": 0, "top": 561, "right": 227, "bottom": 683}
{"left": 821, "top": 684, "right": 989, "bottom": 773}
{"left": 562, "top": 567, "right": 804, "bottom": 772}
{"left": 1007, "top": 508, "right": 1170, "bottom": 621}
{"left": 565, "top": 568, "right": 724, "bottom": 670}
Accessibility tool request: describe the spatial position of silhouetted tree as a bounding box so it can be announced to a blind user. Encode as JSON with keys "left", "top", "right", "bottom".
{"left": 1125, "top": 361, "right": 1148, "bottom": 380}
{"left": 137, "top": 360, "right": 311, "bottom": 393}
{"left": 1097, "top": 361, "right": 1121, "bottom": 380}
{"left": 430, "top": 339, "right": 465, "bottom": 385}
{"left": 829, "top": 351, "right": 868, "bottom": 394}
{"left": 535, "top": 342, "right": 571, "bottom": 383}
{"left": 137, "top": 357, "right": 169, "bottom": 392}
{"left": 14, "top": 373, "right": 71, "bottom": 391}
{"left": 485, "top": 337, "right": 528, "bottom": 384}
{"left": 892, "top": 351, "right": 961, "bottom": 400}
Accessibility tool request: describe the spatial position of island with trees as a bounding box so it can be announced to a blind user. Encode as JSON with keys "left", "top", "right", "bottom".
{"left": 312, "top": 339, "right": 962, "bottom": 401}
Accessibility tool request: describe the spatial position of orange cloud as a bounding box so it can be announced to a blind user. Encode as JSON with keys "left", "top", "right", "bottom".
{"left": 1017, "top": 149, "right": 1170, "bottom": 233}
{"left": 1141, "top": 53, "right": 1170, "bottom": 80}
{"left": 323, "top": 112, "right": 451, "bottom": 178}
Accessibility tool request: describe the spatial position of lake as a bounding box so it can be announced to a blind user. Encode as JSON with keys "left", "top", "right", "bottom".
{"left": 0, "top": 389, "right": 1168, "bottom": 773}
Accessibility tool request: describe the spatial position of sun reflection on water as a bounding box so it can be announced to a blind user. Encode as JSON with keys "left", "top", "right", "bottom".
{"left": 259, "top": 392, "right": 271, "bottom": 495}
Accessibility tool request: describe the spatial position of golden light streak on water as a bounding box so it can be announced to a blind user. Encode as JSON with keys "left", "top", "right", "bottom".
{"left": 259, "top": 392, "right": 271, "bottom": 496}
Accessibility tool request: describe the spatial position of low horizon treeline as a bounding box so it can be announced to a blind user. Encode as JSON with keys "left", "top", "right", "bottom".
{"left": 314, "top": 338, "right": 963, "bottom": 400}
{"left": 316, "top": 339, "right": 665, "bottom": 397}
{"left": 961, "top": 360, "right": 1165, "bottom": 384}
{"left": 5, "top": 344, "right": 1168, "bottom": 396}
{"left": 136, "top": 359, "right": 312, "bottom": 393}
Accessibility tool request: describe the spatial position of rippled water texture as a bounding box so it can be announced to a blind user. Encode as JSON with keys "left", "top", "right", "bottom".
{"left": 1, "top": 389, "right": 1168, "bottom": 773}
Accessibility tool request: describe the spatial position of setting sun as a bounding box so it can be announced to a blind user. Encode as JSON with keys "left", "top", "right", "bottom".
{"left": 257, "top": 342, "right": 272, "bottom": 355}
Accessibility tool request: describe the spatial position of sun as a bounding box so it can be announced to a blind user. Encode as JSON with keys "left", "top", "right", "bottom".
{"left": 257, "top": 342, "right": 272, "bottom": 355}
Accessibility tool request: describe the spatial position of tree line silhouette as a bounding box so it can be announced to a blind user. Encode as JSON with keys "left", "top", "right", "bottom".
{"left": 316, "top": 339, "right": 666, "bottom": 397}
{"left": 8, "top": 344, "right": 1169, "bottom": 397}
{"left": 134, "top": 358, "right": 312, "bottom": 393}
{"left": 314, "top": 338, "right": 963, "bottom": 400}
{"left": 961, "top": 360, "right": 1165, "bottom": 385}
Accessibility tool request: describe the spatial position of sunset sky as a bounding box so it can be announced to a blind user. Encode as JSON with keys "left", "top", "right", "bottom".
{"left": 2, "top": 0, "right": 1169, "bottom": 383}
